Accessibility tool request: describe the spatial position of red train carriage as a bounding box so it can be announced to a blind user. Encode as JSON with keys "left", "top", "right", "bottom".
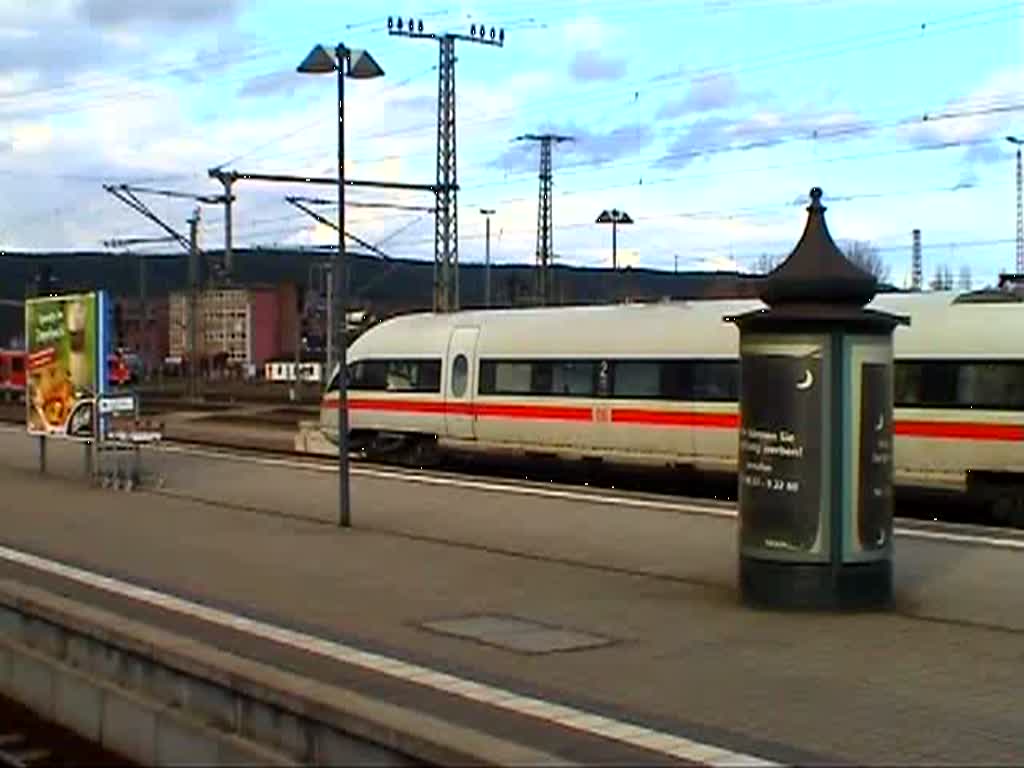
{"left": 0, "top": 349, "right": 26, "bottom": 399}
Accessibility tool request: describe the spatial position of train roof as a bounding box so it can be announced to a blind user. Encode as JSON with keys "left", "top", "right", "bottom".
{"left": 348, "top": 291, "right": 1024, "bottom": 361}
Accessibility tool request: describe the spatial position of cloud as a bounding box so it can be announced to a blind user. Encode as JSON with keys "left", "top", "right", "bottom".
{"left": 657, "top": 72, "right": 741, "bottom": 118}
{"left": 239, "top": 69, "right": 307, "bottom": 99}
{"left": 75, "top": 0, "right": 242, "bottom": 28}
{"left": 569, "top": 49, "right": 626, "bottom": 82}
{"left": 900, "top": 67, "right": 1024, "bottom": 150}
{"left": 655, "top": 116, "right": 732, "bottom": 169}
{"left": 962, "top": 140, "right": 1006, "bottom": 166}
{"left": 656, "top": 108, "right": 872, "bottom": 169}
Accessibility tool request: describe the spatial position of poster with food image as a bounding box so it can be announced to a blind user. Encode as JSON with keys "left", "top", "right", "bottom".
{"left": 24, "top": 292, "right": 108, "bottom": 439}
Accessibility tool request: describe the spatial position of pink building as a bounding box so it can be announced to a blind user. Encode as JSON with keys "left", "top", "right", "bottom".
{"left": 168, "top": 283, "right": 299, "bottom": 370}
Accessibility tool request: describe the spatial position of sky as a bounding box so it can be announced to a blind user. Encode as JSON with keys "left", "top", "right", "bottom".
{"left": 0, "top": 0, "right": 1022, "bottom": 288}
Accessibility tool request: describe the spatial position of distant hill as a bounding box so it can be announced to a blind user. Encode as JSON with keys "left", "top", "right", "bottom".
{"left": 0, "top": 247, "right": 903, "bottom": 343}
{"left": 0, "top": 246, "right": 762, "bottom": 304}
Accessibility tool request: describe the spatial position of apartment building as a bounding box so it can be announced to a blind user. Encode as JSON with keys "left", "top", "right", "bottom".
{"left": 168, "top": 284, "right": 298, "bottom": 369}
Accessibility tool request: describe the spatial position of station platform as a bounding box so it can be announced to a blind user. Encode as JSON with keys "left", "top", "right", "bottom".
{"left": 0, "top": 426, "right": 1022, "bottom": 765}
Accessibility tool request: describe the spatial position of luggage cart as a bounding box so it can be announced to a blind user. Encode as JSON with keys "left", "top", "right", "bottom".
{"left": 94, "top": 393, "right": 165, "bottom": 491}
{"left": 95, "top": 422, "right": 165, "bottom": 491}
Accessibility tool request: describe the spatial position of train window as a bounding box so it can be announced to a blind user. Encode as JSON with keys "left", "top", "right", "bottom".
{"left": 610, "top": 360, "right": 738, "bottom": 401}
{"left": 532, "top": 361, "right": 596, "bottom": 396}
{"left": 893, "top": 360, "right": 1024, "bottom": 409}
{"left": 479, "top": 361, "right": 531, "bottom": 394}
{"left": 957, "top": 363, "right": 1024, "bottom": 410}
{"left": 349, "top": 361, "right": 388, "bottom": 390}
{"left": 613, "top": 362, "right": 660, "bottom": 398}
{"left": 451, "top": 354, "right": 468, "bottom": 397}
{"left": 554, "top": 361, "right": 596, "bottom": 396}
{"left": 895, "top": 362, "right": 957, "bottom": 407}
{"left": 479, "top": 360, "right": 596, "bottom": 397}
{"left": 691, "top": 361, "right": 739, "bottom": 401}
{"left": 345, "top": 359, "right": 441, "bottom": 393}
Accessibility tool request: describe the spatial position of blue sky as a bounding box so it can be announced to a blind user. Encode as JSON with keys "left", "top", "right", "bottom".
{"left": 0, "top": 0, "right": 1022, "bottom": 288}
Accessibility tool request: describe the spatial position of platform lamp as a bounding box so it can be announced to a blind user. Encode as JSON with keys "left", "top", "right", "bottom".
{"left": 297, "top": 43, "right": 384, "bottom": 528}
{"left": 596, "top": 208, "right": 633, "bottom": 271}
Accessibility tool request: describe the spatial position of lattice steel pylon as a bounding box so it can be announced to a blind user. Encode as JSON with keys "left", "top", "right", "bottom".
{"left": 516, "top": 133, "right": 574, "bottom": 305}
{"left": 436, "top": 36, "right": 457, "bottom": 313}
{"left": 388, "top": 16, "right": 505, "bottom": 312}
{"left": 911, "top": 228, "right": 922, "bottom": 291}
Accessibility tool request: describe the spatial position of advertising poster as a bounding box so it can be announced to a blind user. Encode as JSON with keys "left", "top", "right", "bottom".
{"left": 857, "top": 362, "right": 894, "bottom": 552}
{"left": 739, "top": 352, "right": 824, "bottom": 556}
{"left": 24, "top": 292, "right": 108, "bottom": 440}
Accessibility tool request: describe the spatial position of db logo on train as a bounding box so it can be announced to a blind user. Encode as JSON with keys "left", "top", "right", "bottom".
{"left": 592, "top": 405, "right": 612, "bottom": 423}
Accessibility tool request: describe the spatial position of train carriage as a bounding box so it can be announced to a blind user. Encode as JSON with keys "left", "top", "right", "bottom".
{"left": 0, "top": 350, "right": 26, "bottom": 401}
{"left": 321, "top": 291, "right": 1024, "bottom": 524}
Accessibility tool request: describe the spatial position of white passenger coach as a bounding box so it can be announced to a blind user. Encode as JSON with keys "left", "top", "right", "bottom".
{"left": 321, "top": 291, "right": 1024, "bottom": 524}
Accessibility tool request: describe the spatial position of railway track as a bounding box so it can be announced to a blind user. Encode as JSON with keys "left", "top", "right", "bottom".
{"left": 0, "top": 693, "right": 135, "bottom": 767}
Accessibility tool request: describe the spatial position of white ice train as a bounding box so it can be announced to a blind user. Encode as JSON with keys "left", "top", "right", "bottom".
{"left": 320, "top": 291, "right": 1024, "bottom": 524}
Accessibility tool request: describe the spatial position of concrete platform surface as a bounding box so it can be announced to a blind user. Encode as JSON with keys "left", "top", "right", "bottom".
{"left": 0, "top": 427, "right": 1023, "bottom": 765}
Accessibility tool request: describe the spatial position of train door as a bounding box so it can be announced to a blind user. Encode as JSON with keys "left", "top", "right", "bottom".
{"left": 445, "top": 327, "right": 480, "bottom": 440}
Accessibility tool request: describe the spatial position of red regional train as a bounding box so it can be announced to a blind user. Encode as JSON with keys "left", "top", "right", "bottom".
{"left": 0, "top": 349, "right": 131, "bottom": 401}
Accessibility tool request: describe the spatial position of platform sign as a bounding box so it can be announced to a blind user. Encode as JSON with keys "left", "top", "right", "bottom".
{"left": 738, "top": 342, "right": 827, "bottom": 559}
{"left": 98, "top": 393, "right": 137, "bottom": 415}
{"left": 24, "top": 291, "right": 110, "bottom": 441}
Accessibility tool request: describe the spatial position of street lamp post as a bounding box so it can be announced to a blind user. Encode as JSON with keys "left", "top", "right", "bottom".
{"left": 480, "top": 208, "right": 495, "bottom": 307}
{"left": 596, "top": 208, "right": 633, "bottom": 270}
{"left": 298, "top": 42, "right": 384, "bottom": 528}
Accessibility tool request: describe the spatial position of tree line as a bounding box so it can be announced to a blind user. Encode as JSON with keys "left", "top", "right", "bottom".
{"left": 754, "top": 240, "right": 974, "bottom": 291}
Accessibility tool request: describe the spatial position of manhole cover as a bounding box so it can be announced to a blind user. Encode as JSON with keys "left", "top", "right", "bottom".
{"left": 419, "top": 614, "right": 614, "bottom": 654}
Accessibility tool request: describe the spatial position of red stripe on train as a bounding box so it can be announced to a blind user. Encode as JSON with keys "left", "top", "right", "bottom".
{"left": 329, "top": 398, "right": 1024, "bottom": 441}
{"left": 474, "top": 402, "right": 592, "bottom": 421}
{"left": 894, "top": 420, "right": 1024, "bottom": 442}
{"left": 348, "top": 398, "right": 448, "bottom": 414}
{"left": 612, "top": 408, "right": 739, "bottom": 428}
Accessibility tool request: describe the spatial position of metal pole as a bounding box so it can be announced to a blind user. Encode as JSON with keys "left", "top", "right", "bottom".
{"left": 188, "top": 209, "right": 200, "bottom": 401}
{"left": 325, "top": 265, "right": 333, "bottom": 377}
{"left": 485, "top": 214, "right": 492, "bottom": 308}
{"left": 1016, "top": 145, "right": 1023, "bottom": 273}
{"left": 224, "top": 176, "right": 234, "bottom": 278}
{"left": 337, "top": 45, "right": 351, "bottom": 528}
{"left": 612, "top": 219, "right": 618, "bottom": 271}
{"left": 292, "top": 297, "right": 301, "bottom": 402}
{"left": 139, "top": 253, "right": 148, "bottom": 381}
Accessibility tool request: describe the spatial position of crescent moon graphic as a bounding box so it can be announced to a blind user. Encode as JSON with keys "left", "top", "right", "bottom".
{"left": 795, "top": 369, "right": 813, "bottom": 390}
